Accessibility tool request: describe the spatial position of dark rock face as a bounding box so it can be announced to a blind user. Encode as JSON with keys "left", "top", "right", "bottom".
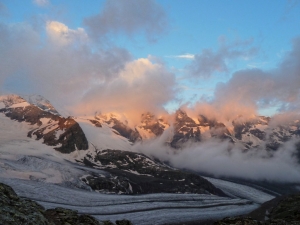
{"left": 0, "top": 98, "right": 88, "bottom": 153}
{"left": 170, "top": 110, "right": 201, "bottom": 148}
{"left": 106, "top": 118, "right": 141, "bottom": 143}
{"left": 0, "top": 182, "right": 132, "bottom": 225}
{"left": 81, "top": 149, "right": 225, "bottom": 196}
{"left": 44, "top": 207, "right": 101, "bottom": 225}
{"left": 115, "top": 220, "right": 133, "bottom": 225}
{"left": 0, "top": 182, "right": 49, "bottom": 225}
{"left": 214, "top": 193, "right": 300, "bottom": 225}
{"left": 89, "top": 119, "right": 102, "bottom": 127}
{"left": 170, "top": 110, "right": 232, "bottom": 148}
{"left": 268, "top": 194, "right": 300, "bottom": 222}
{"left": 140, "top": 113, "right": 166, "bottom": 136}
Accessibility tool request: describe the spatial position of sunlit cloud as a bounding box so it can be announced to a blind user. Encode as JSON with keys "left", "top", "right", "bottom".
{"left": 134, "top": 136, "right": 300, "bottom": 182}
{"left": 0, "top": 21, "right": 131, "bottom": 109}
{"left": 184, "top": 36, "right": 300, "bottom": 122}
{"left": 46, "top": 21, "right": 88, "bottom": 45}
{"left": 75, "top": 57, "right": 176, "bottom": 125}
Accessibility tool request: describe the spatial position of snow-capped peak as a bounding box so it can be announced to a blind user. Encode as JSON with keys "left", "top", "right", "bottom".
{"left": 21, "top": 94, "right": 59, "bottom": 115}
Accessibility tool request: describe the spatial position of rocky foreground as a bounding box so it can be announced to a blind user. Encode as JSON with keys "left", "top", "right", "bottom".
{"left": 214, "top": 193, "right": 300, "bottom": 225}
{"left": 0, "top": 183, "right": 132, "bottom": 225}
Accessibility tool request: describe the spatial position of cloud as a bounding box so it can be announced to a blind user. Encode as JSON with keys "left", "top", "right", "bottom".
{"left": 213, "top": 37, "right": 300, "bottom": 115}
{"left": 166, "top": 54, "right": 195, "bottom": 60}
{"left": 84, "top": 0, "right": 168, "bottom": 41}
{"left": 46, "top": 21, "right": 88, "bottom": 45}
{"left": 75, "top": 57, "right": 176, "bottom": 125}
{"left": 33, "top": 0, "right": 50, "bottom": 7}
{"left": 187, "top": 38, "right": 258, "bottom": 78}
{"left": 133, "top": 132, "right": 300, "bottom": 183}
{"left": 130, "top": 37, "right": 300, "bottom": 182}
{"left": 0, "top": 21, "right": 131, "bottom": 110}
{"left": 180, "top": 36, "right": 300, "bottom": 123}
{"left": 0, "top": 20, "right": 175, "bottom": 121}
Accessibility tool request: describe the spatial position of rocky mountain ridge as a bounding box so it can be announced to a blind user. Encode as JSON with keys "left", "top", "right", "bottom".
{"left": 80, "top": 149, "right": 224, "bottom": 195}
{"left": 0, "top": 95, "right": 88, "bottom": 153}
{"left": 2, "top": 94, "right": 299, "bottom": 154}
{"left": 87, "top": 109, "right": 300, "bottom": 155}
{"left": 0, "top": 94, "right": 225, "bottom": 196}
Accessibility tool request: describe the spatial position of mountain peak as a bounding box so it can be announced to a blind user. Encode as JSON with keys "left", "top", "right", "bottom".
{"left": 0, "top": 94, "right": 26, "bottom": 107}
{"left": 22, "top": 94, "right": 59, "bottom": 115}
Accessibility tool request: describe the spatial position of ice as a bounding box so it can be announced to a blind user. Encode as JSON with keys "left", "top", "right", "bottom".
{"left": 0, "top": 178, "right": 258, "bottom": 225}
{"left": 204, "top": 177, "right": 274, "bottom": 204}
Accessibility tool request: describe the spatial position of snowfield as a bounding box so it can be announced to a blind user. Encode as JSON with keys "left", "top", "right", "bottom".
{"left": 75, "top": 117, "right": 133, "bottom": 151}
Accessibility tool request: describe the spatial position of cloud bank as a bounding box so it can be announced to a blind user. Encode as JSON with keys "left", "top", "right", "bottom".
{"left": 0, "top": 18, "right": 174, "bottom": 119}
{"left": 133, "top": 131, "right": 300, "bottom": 183}
{"left": 181, "top": 36, "right": 300, "bottom": 122}
{"left": 84, "top": 0, "right": 168, "bottom": 41}
{"left": 74, "top": 57, "right": 176, "bottom": 125}
{"left": 0, "top": 21, "right": 133, "bottom": 107}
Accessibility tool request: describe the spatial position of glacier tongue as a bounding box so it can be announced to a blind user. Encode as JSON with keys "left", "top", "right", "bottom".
{"left": 0, "top": 177, "right": 261, "bottom": 225}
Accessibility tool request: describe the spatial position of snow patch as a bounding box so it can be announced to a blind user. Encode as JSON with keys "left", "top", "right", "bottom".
{"left": 0, "top": 102, "right": 5, "bottom": 109}
{"left": 9, "top": 102, "right": 30, "bottom": 108}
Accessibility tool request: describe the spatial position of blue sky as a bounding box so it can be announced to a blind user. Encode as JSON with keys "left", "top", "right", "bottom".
{"left": 0, "top": 0, "right": 300, "bottom": 118}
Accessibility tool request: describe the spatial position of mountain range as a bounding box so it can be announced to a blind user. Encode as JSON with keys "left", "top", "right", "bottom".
{"left": 0, "top": 94, "right": 299, "bottom": 224}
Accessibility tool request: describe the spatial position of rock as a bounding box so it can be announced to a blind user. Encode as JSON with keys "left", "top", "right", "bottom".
{"left": 0, "top": 100, "right": 89, "bottom": 153}
{"left": 82, "top": 149, "right": 225, "bottom": 196}
{"left": 102, "top": 221, "right": 115, "bottom": 225}
{"left": 0, "top": 182, "right": 131, "bottom": 225}
{"left": 45, "top": 207, "right": 101, "bottom": 225}
{"left": 213, "top": 217, "right": 261, "bottom": 225}
{"left": 0, "top": 182, "right": 49, "bottom": 225}
{"left": 267, "top": 194, "right": 300, "bottom": 223}
{"left": 214, "top": 193, "right": 300, "bottom": 225}
{"left": 115, "top": 220, "right": 133, "bottom": 225}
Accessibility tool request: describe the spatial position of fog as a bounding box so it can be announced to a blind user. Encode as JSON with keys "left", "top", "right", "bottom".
{"left": 133, "top": 128, "right": 300, "bottom": 183}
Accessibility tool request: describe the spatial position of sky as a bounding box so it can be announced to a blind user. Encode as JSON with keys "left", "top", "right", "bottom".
{"left": 0, "top": 0, "right": 300, "bottom": 121}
